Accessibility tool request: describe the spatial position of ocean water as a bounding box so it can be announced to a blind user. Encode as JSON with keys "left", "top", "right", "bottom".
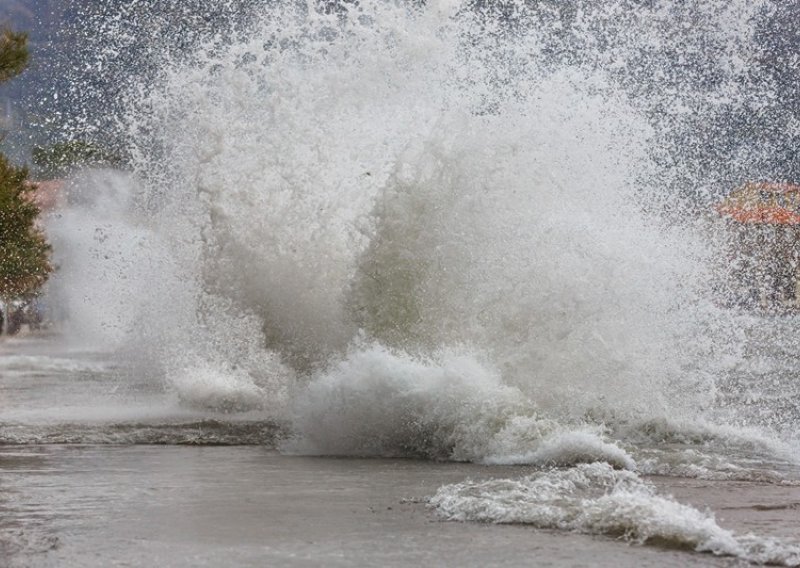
{"left": 4, "top": 0, "right": 800, "bottom": 565}
{"left": 2, "top": 335, "right": 799, "bottom": 567}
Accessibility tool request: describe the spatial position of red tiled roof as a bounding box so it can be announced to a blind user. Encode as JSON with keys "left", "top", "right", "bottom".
{"left": 716, "top": 181, "right": 800, "bottom": 225}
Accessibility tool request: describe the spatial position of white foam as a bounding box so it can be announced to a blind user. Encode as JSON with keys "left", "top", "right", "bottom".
{"left": 167, "top": 363, "right": 268, "bottom": 413}
{"left": 486, "top": 430, "right": 635, "bottom": 471}
{"left": 615, "top": 416, "right": 800, "bottom": 472}
{"left": 288, "top": 344, "right": 634, "bottom": 468}
{"left": 431, "top": 463, "right": 800, "bottom": 565}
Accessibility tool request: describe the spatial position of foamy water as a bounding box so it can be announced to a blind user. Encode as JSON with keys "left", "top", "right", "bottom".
{"left": 10, "top": 0, "right": 800, "bottom": 564}
{"left": 432, "top": 463, "right": 800, "bottom": 566}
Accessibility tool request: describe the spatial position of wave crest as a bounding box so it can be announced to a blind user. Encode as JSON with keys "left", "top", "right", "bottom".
{"left": 431, "top": 463, "right": 800, "bottom": 565}
{"left": 287, "top": 345, "right": 633, "bottom": 469}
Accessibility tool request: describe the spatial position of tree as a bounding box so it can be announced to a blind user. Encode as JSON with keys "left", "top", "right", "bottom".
{"left": 0, "top": 28, "right": 51, "bottom": 325}
{"left": 0, "top": 28, "right": 28, "bottom": 82}
{"left": 0, "top": 154, "right": 51, "bottom": 298}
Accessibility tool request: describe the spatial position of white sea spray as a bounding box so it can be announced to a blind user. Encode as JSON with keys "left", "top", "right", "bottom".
{"left": 42, "top": 0, "right": 800, "bottom": 480}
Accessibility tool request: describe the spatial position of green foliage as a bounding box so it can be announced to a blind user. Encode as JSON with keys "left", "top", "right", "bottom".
{"left": 0, "top": 28, "right": 28, "bottom": 83}
{"left": 32, "top": 140, "right": 123, "bottom": 179}
{"left": 0, "top": 154, "right": 51, "bottom": 298}
{"left": 0, "top": 28, "right": 51, "bottom": 301}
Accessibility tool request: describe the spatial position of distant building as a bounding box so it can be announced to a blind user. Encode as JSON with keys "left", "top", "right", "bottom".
{"left": 715, "top": 182, "right": 800, "bottom": 310}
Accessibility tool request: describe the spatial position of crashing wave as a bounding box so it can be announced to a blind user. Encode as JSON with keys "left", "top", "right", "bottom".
{"left": 431, "top": 463, "right": 800, "bottom": 566}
